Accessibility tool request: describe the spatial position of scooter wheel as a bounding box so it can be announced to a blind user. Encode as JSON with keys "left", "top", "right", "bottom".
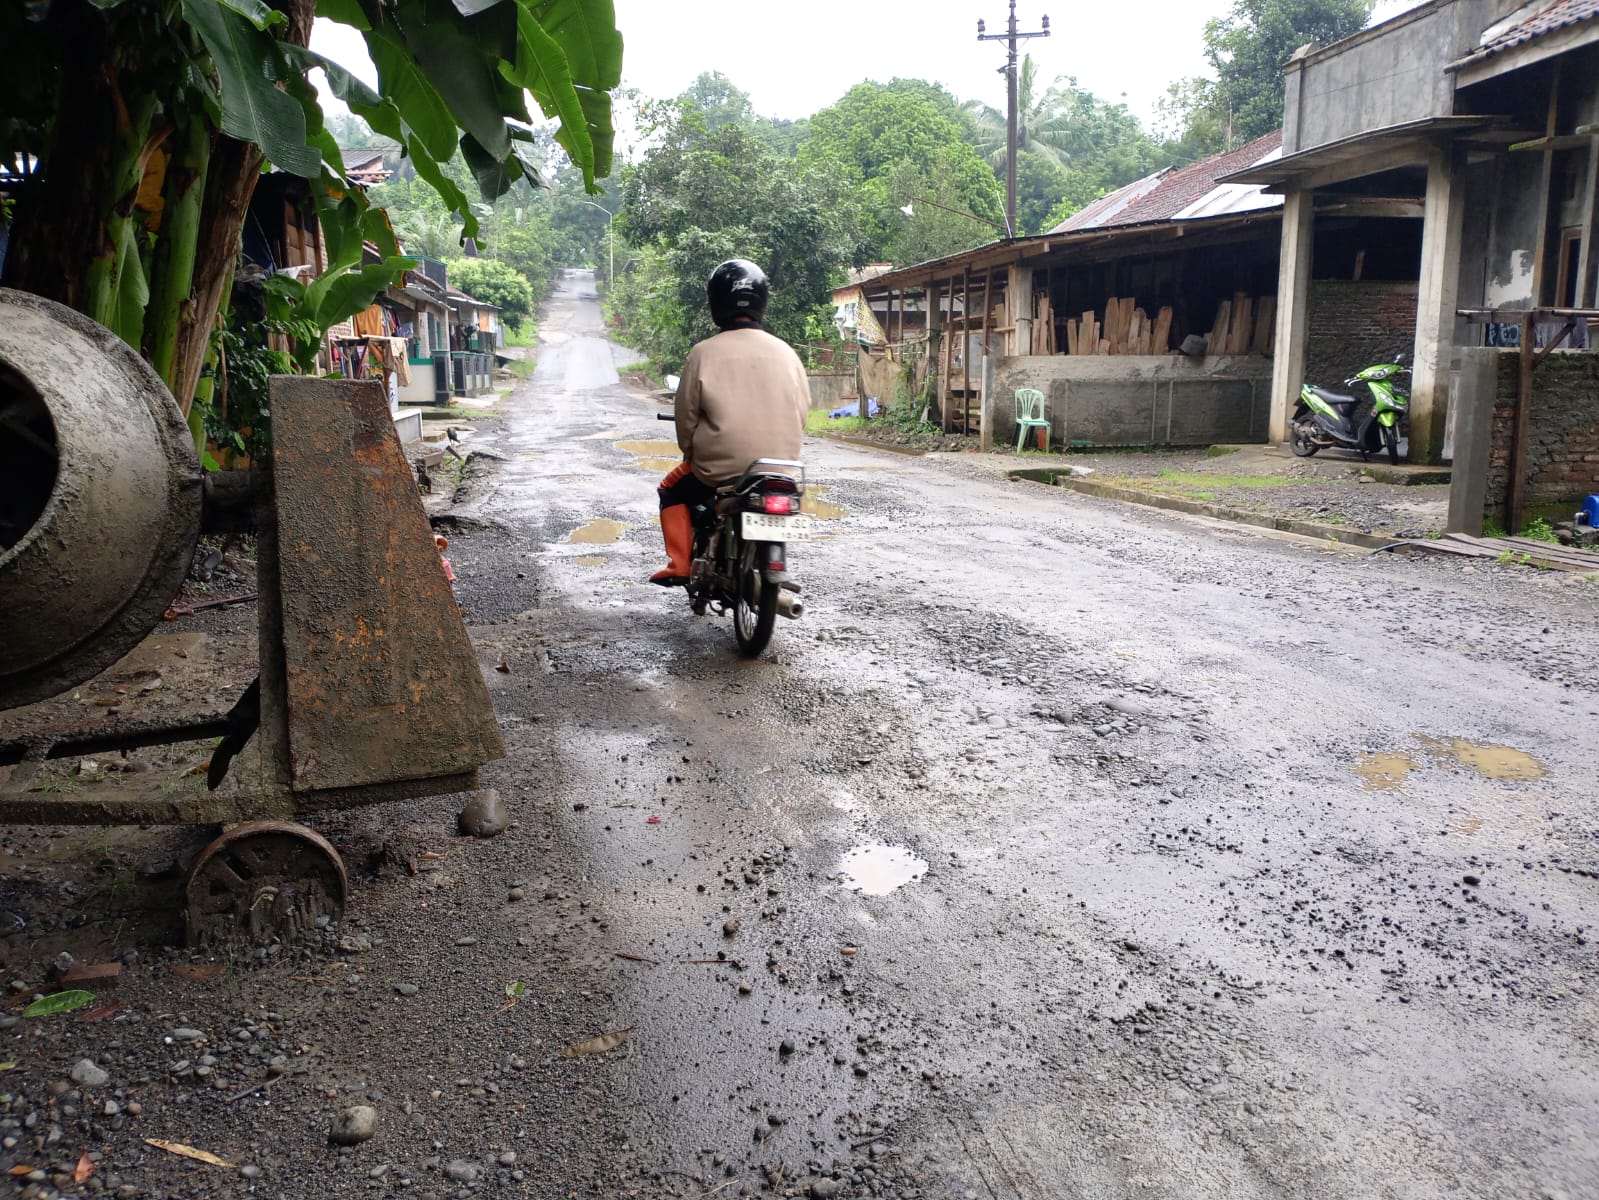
{"left": 1289, "top": 423, "right": 1320, "bottom": 458}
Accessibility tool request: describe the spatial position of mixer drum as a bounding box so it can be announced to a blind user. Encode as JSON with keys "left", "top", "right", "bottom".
{"left": 0, "top": 288, "right": 202, "bottom": 710}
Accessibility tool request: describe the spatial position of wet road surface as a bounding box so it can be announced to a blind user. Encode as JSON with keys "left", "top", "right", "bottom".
{"left": 430, "top": 272, "right": 1598, "bottom": 1198}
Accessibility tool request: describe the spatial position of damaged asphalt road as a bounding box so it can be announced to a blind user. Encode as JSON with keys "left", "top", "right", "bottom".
{"left": 3, "top": 270, "right": 1597, "bottom": 1199}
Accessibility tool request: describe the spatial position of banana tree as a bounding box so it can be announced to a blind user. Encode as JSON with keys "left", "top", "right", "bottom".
{"left": 0, "top": 0, "right": 620, "bottom": 424}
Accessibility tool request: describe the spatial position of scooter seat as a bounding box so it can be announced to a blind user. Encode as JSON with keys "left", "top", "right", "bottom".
{"left": 1309, "top": 386, "right": 1358, "bottom": 407}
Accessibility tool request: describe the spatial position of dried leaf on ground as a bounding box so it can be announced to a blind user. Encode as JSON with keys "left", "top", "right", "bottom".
{"left": 171, "top": 964, "right": 225, "bottom": 982}
{"left": 78, "top": 1000, "right": 121, "bottom": 1022}
{"left": 9, "top": 1164, "right": 33, "bottom": 1176}
{"left": 143, "top": 1139, "right": 234, "bottom": 1168}
{"left": 23, "top": 989, "right": 95, "bottom": 1017}
{"left": 74, "top": 1151, "right": 93, "bottom": 1183}
{"left": 558, "top": 1027, "right": 635, "bottom": 1057}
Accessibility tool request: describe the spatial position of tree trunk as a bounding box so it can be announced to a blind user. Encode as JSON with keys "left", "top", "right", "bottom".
{"left": 170, "top": 0, "right": 316, "bottom": 415}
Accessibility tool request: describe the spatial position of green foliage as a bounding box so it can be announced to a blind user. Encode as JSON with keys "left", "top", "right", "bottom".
{"left": 0, "top": 0, "right": 622, "bottom": 426}
{"left": 614, "top": 114, "right": 858, "bottom": 366}
{"left": 1521, "top": 517, "right": 1559, "bottom": 544}
{"left": 446, "top": 257, "right": 534, "bottom": 328}
{"left": 24, "top": 990, "right": 96, "bottom": 1018}
{"left": 801, "top": 80, "right": 1001, "bottom": 257}
{"left": 1162, "top": 0, "right": 1373, "bottom": 155}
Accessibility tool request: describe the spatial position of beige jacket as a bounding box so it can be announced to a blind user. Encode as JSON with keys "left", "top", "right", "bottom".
{"left": 676, "top": 326, "right": 809, "bottom": 485}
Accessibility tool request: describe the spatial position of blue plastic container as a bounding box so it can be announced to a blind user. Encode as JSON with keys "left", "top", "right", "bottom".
{"left": 1582, "top": 494, "right": 1599, "bottom": 528}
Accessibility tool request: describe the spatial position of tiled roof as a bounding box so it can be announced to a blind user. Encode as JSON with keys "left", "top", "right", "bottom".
{"left": 1467, "top": 0, "right": 1599, "bottom": 61}
{"left": 1050, "top": 130, "right": 1283, "bottom": 233}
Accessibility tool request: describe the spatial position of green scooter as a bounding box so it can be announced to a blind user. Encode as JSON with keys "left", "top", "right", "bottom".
{"left": 1291, "top": 358, "right": 1409, "bottom": 465}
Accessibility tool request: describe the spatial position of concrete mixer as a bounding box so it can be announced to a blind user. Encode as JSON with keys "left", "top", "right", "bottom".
{"left": 0, "top": 288, "right": 504, "bottom": 944}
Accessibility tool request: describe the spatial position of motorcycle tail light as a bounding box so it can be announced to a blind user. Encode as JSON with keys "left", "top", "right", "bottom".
{"left": 762, "top": 494, "right": 798, "bottom": 514}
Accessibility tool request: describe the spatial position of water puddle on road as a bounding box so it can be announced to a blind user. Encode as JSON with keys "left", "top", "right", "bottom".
{"left": 1354, "top": 751, "right": 1418, "bottom": 792}
{"left": 838, "top": 843, "right": 926, "bottom": 895}
{"left": 614, "top": 440, "right": 682, "bottom": 474}
{"left": 567, "top": 519, "right": 626, "bottom": 545}
{"left": 1353, "top": 736, "right": 1547, "bottom": 791}
{"left": 803, "top": 485, "right": 849, "bottom": 521}
{"left": 1417, "top": 735, "right": 1546, "bottom": 782}
{"left": 571, "top": 556, "right": 606, "bottom": 567}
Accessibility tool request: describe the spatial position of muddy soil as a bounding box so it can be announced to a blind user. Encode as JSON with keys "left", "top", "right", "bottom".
{"left": 1, "top": 271, "right": 1595, "bottom": 1200}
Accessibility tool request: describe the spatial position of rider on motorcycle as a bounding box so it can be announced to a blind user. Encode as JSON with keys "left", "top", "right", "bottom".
{"left": 650, "top": 259, "right": 810, "bottom": 587}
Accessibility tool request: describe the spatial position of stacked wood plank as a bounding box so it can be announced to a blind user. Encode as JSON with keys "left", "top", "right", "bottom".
{"left": 1206, "top": 292, "right": 1276, "bottom": 355}
{"left": 1030, "top": 293, "right": 1058, "bottom": 354}
{"left": 1063, "top": 297, "right": 1174, "bottom": 356}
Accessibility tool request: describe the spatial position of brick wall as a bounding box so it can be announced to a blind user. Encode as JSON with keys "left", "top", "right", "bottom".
{"left": 1486, "top": 351, "right": 1599, "bottom": 516}
{"left": 1305, "top": 281, "right": 1418, "bottom": 391}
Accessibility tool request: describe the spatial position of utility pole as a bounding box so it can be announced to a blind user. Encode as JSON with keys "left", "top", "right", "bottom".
{"left": 977, "top": 0, "right": 1049, "bottom": 239}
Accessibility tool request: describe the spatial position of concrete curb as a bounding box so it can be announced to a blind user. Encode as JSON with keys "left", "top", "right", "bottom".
{"left": 1008, "top": 469, "right": 1398, "bottom": 551}
{"left": 816, "top": 432, "right": 927, "bottom": 457}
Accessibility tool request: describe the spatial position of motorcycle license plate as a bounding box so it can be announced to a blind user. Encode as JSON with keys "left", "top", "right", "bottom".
{"left": 741, "top": 512, "right": 814, "bottom": 541}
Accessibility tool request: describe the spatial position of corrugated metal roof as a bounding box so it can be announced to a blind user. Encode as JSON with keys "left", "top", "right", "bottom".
{"left": 1173, "top": 147, "right": 1284, "bottom": 220}
{"left": 1048, "top": 131, "right": 1283, "bottom": 234}
{"left": 1464, "top": 0, "right": 1599, "bottom": 62}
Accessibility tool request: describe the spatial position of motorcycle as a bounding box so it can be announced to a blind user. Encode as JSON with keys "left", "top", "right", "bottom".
{"left": 656, "top": 413, "right": 807, "bottom": 657}
{"left": 1291, "top": 358, "right": 1410, "bottom": 465}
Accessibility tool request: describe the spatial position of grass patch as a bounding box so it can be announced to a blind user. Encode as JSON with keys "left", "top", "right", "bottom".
{"left": 508, "top": 357, "right": 536, "bottom": 380}
{"left": 503, "top": 324, "right": 537, "bottom": 348}
{"left": 1156, "top": 470, "right": 1285, "bottom": 492}
{"left": 1520, "top": 516, "right": 1559, "bottom": 543}
{"left": 1206, "top": 444, "right": 1242, "bottom": 458}
{"left": 806, "top": 411, "right": 871, "bottom": 434}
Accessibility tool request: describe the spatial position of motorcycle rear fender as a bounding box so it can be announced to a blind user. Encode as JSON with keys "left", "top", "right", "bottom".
{"left": 760, "top": 541, "right": 789, "bottom": 585}
{"left": 1301, "top": 390, "right": 1339, "bottom": 421}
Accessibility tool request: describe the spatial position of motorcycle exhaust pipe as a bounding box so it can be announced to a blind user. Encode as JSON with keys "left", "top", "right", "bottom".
{"left": 776, "top": 591, "right": 804, "bottom": 620}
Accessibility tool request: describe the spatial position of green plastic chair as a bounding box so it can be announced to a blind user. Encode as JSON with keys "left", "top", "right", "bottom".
{"left": 1014, "top": 387, "right": 1048, "bottom": 451}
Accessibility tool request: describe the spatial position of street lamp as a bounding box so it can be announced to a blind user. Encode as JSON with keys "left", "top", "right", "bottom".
{"left": 577, "top": 199, "right": 615, "bottom": 282}
{"left": 977, "top": 0, "right": 1050, "bottom": 240}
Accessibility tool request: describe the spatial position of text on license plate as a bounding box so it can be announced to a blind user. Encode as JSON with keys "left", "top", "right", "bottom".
{"left": 741, "top": 512, "right": 815, "bottom": 541}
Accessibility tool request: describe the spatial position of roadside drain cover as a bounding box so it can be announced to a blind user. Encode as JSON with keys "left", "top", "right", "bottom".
{"left": 838, "top": 844, "right": 926, "bottom": 895}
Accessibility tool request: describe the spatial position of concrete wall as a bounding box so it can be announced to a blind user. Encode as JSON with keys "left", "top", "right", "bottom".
{"left": 1283, "top": 1, "right": 1518, "bottom": 155}
{"left": 990, "top": 356, "right": 1273, "bottom": 449}
{"left": 1485, "top": 350, "right": 1599, "bottom": 516}
{"left": 1305, "top": 280, "right": 1419, "bottom": 388}
{"left": 807, "top": 372, "right": 854, "bottom": 413}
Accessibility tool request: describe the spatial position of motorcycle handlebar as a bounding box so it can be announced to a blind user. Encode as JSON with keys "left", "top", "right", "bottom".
{"left": 656, "top": 412, "right": 673, "bottom": 420}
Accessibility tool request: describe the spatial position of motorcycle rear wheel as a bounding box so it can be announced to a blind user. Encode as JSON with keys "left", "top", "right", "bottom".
{"left": 1289, "top": 421, "right": 1320, "bottom": 458}
{"left": 733, "top": 560, "right": 777, "bottom": 658}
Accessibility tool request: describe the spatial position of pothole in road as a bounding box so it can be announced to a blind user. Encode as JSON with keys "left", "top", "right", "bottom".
{"left": 615, "top": 439, "right": 681, "bottom": 473}
{"left": 1417, "top": 734, "right": 1546, "bottom": 782}
{"left": 838, "top": 843, "right": 926, "bottom": 895}
{"left": 1353, "top": 736, "right": 1547, "bottom": 791}
{"left": 802, "top": 485, "right": 848, "bottom": 521}
{"left": 567, "top": 519, "right": 627, "bottom": 544}
{"left": 1354, "top": 751, "right": 1416, "bottom": 791}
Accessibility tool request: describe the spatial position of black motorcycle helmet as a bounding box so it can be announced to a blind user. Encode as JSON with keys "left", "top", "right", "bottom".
{"left": 707, "top": 259, "right": 769, "bottom": 328}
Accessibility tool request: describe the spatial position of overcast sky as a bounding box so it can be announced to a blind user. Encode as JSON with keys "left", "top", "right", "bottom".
{"left": 312, "top": 0, "right": 1423, "bottom": 149}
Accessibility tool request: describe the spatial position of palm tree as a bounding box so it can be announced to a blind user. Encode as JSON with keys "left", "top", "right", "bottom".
{"left": 961, "top": 55, "right": 1077, "bottom": 171}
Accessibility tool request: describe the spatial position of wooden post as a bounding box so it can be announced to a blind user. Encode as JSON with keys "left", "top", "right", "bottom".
{"left": 1531, "top": 65, "right": 1561, "bottom": 306}
{"left": 1576, "top": 94, "right": 1599, "bottom": 307}
{"left": 979, "top": 265, "right": 997, "bottom": 448}
{"left": 1508, "top": 312, "right": 1536, "bottom": 535}
{"left": 958, "top": 265, "right": 971, "bottom": 435}
{"left": 926, "top": 281, "right": 943, "bottom": 421}
{"left": 939, "top": 280, "right": 954, "bottom": 427}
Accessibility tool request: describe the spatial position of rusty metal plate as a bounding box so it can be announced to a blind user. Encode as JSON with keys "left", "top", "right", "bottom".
{"left": 267, "top": 378, "right": 504, "bottom": 793}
